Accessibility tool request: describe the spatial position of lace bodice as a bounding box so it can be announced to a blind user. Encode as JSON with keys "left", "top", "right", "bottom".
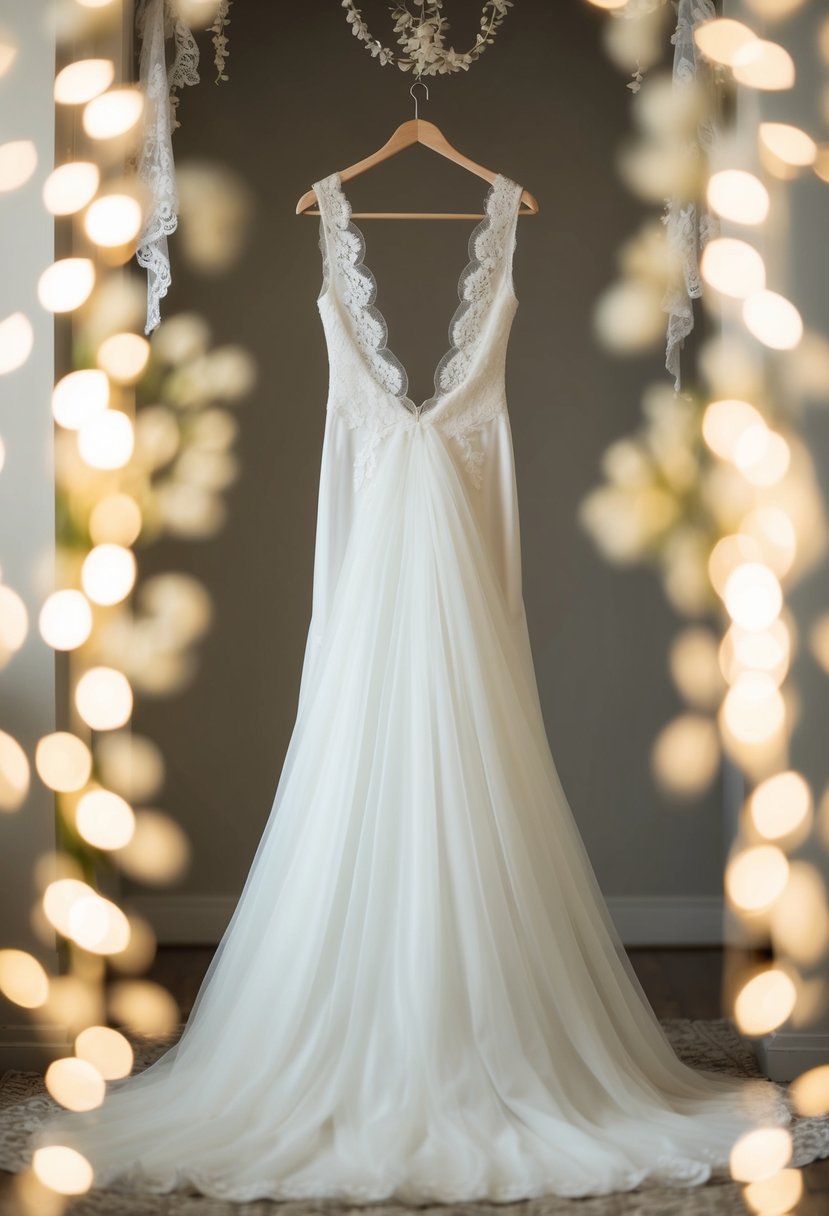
{"left": 313, "top": 171, "right": 523, "bottom": 490}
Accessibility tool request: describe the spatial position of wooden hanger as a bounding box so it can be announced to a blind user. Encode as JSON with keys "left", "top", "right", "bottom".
{"left": 295, "top": 83, "right": 539, "bottom": 221}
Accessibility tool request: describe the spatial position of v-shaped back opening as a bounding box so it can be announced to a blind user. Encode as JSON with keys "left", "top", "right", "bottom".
{"left": 315, "top": 171, "right": 522, "bottom": 417}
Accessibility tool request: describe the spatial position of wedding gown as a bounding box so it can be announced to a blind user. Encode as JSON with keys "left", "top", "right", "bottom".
{"left": 24, "top": 171, "right": 786, "bottom": 1203}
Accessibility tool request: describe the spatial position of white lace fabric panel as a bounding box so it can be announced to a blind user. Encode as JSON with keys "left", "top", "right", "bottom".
{"left": 135, "top": 0, "right": 200, "bottom": 334}
{"left": 664, "top": 0, "right": 718, "bottom": 387}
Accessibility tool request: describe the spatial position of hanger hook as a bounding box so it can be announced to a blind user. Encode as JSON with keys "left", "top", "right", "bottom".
{"left": 409, "top": 80, "right": 429, "bottom": 121}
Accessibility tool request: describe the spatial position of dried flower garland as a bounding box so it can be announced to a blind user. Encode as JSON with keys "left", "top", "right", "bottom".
{"left": 342, "top": 0, "right": 514, "bottom": 77}
{"left": 210, "top": 0, "right": 232, "bottom": 83}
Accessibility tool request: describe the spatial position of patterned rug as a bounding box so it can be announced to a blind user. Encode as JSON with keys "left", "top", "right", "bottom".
{"left": 0, "top": 1019, "right": 827, "bottom": 1216}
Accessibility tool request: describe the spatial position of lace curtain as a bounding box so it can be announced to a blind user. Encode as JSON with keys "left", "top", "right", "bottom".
{"left": 664, "top": 0, "right": 718, "bottom": 387}
{"left": 135, "top": 0, "right": 200, "bottom": 334}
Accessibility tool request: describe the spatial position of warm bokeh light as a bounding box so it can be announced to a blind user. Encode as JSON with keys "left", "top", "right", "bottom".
{"left": 743, "top": 1169, "right": 803, "bottom": 1216}
{"left": 37, "top": 258, "right": 95, "bottom": 313}
{"left": 51, "top": 368, "right": 110, "bottom": 430}
{"left": 700, "top": 238, "right": 765, "bottom": 299}
{"left": 723, "top": 563, "right": 782, "bottom": 631}
{"left": 43, "top": 878, "right": 96, "bottom": 937}
{"left": 0, "top": 139, "right": 37, "bottom": 192}
{"left": 0, "top": 583, "right": 28, "bottom": 655}
{"left": 668, "top": 628, "right": 723, "bottom": 710}
{"left": 731, "top": 39, "right": 796, "bottom": 90}
{"left": 759, "top": 122, "right": 817, "bottom": 168}
{"left": 116, "top": 807, "right": 191, "bottom": 884}
{"left": 45, "top": 1057, "right": 105, "bottom": 1112}
{"left": 694, "top": 19, "right": 757, "bottom": 67}
{"left": 77, "top": 409, "right": 134, "bottom": 470}
{"left": 75, "top": 1025, "right": 133, "bottom": 1081}
{"left": 109, "top": 980, "right": 179, "bottom": 1037}
{"left": 742, "top": 290, "right": 803, "bottom": 351}
{"left": 32, "top": 1145, "right": 94, "bottom": 1196}
{"left": 706, "top": 169, "right": 769, "bottom": 226}
{"left": 771, "top": 861, "right": 829, "bottom": 966}
{"left": 0, "top": 730, "right": 29, "bottom": 812}
{"left": 708, "top": 534, "right": 764, "bottom": 598}
{"left": 791, "top": 1065, "right": 829, "bottom": 1117}
{"left": 702, "top": 398, "right": 765, "bottom": 462}
{"left": 750, "top": 770, "right": 813, "bottom": 842}
{"left": 729, "top": 1126, "right": 792, "bottom": 1184}
{"left": 68, "top": 893, "right": 131, "bottom": 954}
{"left": 726, "top": 844, "right": 789, "bottom": 912}
{"left": 82, "top": 87, "right": 144, "bottom": 139}
{"left": 0, "top": 949, "right": 49, "bottom": 1008}
{"left": 74, "top": 667, "right": 133, "bottom": 731}
{"left": 0, "top": 40, "right": 17, "bottom": 79}
{"left": 89, "top": 493, "right": 143, "bottom": 546}
{"left": 39, "top": 590, "right": 93, "bottom": 651}
{"left": 53, "top": 58, "right": 114, "bottom": 105}
{"left": 35, "top": 733, "right": 92, "bottom": 793}
{"left": 75, "top": 787, "right": 135, "bottom": 850}
{"left": 96, "top": 731, "right": 165, "bottom": 802}
{"left": 97, "top": 332, "right": 150, "bottom": 383}
{"left": 740, "top": 507, "right": 796, "bottom": 577}
{"left": 735, "top": 429, "right": 791, "bottom": 487}
{"left": 0, "top": 311, "right": 34, "bottom": 374}
{"left": 650, "top": 714, "right": 721, "bottom": 798}
{"left": 721, "top": 621, "right": 791, "bottom": 688}
{"left": 593, "top": 279, "right": 665, "bottom": 353}
{"left": 42, "top": 161, "right": 100, "bottom": 215}
{"left": 734, "top": 968, "right": 797, "bottom": 1036}
{"left": 84, "top": 194, "right": 143, "bottom": 248}
{"left": 721, "top": 673, "right": 786, "bottom": 744}
{"left": 81, "top": 543, "right": 136, "bottom": 606}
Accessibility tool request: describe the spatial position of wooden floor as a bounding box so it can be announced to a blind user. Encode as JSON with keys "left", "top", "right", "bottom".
{"left": 144, "top": 945, "right": 828, "bottom": 1214}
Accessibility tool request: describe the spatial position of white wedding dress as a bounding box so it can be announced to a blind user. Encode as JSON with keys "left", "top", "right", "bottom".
{"left": 26, "top": 171, "right": 786, "bottom": 1203}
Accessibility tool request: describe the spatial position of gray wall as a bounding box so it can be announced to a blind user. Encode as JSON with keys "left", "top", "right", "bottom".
{"left": 132, "top": 0, "right": 727, "bottom": 930}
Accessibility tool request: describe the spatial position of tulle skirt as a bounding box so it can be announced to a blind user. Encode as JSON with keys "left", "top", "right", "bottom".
{"left": 32, "top": 421, "right": 785, "bottom": 1203}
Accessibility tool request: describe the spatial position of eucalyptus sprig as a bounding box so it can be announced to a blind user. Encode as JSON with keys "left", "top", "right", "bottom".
{"left": 342, "top": 0, "right": 514, "bottom": 78}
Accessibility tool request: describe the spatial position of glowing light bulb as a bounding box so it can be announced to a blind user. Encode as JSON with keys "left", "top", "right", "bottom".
{"left": 45, "top": 1057, "right": 105, "bottom": 1111}
{"left": 81, "top": 544, "right": 136, "bottom": 606}
{"left": 0, "top": 312, "right": 34, "bottom": 375}
{"left": 39, "top": 590, "right": 93, "bottom": 651}
{"left": 694, "top": 19, "right": 757, "bottom": 66}
{"left": 35, "top": 732, "right": 92, "bottom": 792}
{"left": 723, "top": 563, "right": 782, "bottom": 631}
{"left": 54, "top": 59, "right": 114, "bottom": 105}
{"left": 743, "top": 290, "right": 803, "bottom": 350}
{"left": 0, "top": 140, "right": 37, "bottom": 192}
{"left": 83, "top": 88, "right": 144, "bottom": 139}
{"left": 0, "top": 731, "right": 30, "bottom": 811}
{"left": 75, "top": 788, "right": 135, "bottom": 850}
{"left": 726, "top": 844, "right": 789, "bottom": 912}
{"left": 75, "top": 667, "right": 133, "bottom": 731}
{"left": 706, "top": 170, "right": 769, "bottom": 226}
{"left": 96, "top": 332, "right": 150, "bottom": 383}
{"left": 0, "top": 949, "right": 49, "bottom": 1008}
{"left": 78, "top": 410, "right": 134, "bottom": 470}
{"left": 700, "top": 239, "right": 765, "bottom": 299}
{"left": 734, "top": 969, "right": 797, "bottom": 1035}
{"left": 759, "top": 122, "right": 816, "bottom": 166}
{"left": 732, "top": 39, "right": 796, "bottom": 90}
{"left": 37, "top": 259, "right": 95, "bottom": 313}
{"left": 750, "top": 771, "right": 812, "bottom": 841}
{"left": 51, "top": 368, "right": 110, "bottom": 430}
{"left": 84, "top": 194, "right": 143, "bottom": 248}
{"left": 32, "top": 1145, "right": 93, "bottom": 1195}
{"left": 43, "top": 162, "right": 100, "bottom": 215}
{"left": 702, "top": 398, "right": 765, "bottom": 461}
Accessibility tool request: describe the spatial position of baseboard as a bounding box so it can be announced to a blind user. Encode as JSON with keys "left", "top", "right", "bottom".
{"left": 0, "top": 1021, "right": 72, "bottom": 1071}
{"left": 130, "top": 893, "right": 725, "bottom": 948}
{"left": 754, "top": 1030, "right": 829, "bottom": 1083}
{"left": 606, "top": 895, "right": 724, "bottom": 946}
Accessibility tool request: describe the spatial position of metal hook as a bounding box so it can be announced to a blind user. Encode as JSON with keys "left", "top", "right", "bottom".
{"left": 409, "top": 80, "right": 429, "bottom": 120}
